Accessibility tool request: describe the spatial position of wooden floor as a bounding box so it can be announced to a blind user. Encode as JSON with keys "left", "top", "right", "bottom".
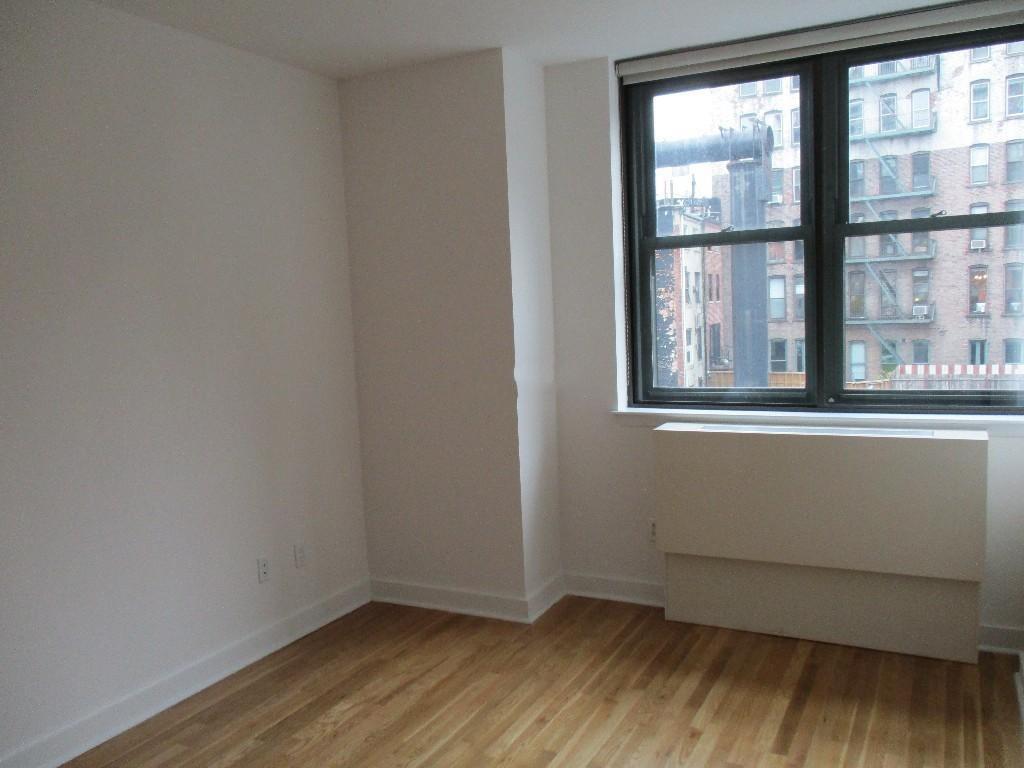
{"left": 66, "top": 598, "right": 1022, "bottom": 767}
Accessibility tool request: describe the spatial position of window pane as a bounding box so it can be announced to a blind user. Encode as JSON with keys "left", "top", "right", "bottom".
{"left": 843, "top": 226, "right": 1024, "bottom": 391}
{"left": 846, "top": 43, "right": 1021, "bottom": 221}
{"left": 654, "top": 75, "right": 801, "bottom": 233}
{"left": 653, "top": 242, "right": 805, "bottom": 390}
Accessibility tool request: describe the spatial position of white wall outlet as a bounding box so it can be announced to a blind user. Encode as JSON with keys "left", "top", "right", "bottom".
{"left": 293, "top": 544, "right": 306, "bottom": 569}
{"left": 649, "top": 520, "right": 657, "bottom": 544}
{"left": 257, "top": 558, "right": 269, "bottom": 583}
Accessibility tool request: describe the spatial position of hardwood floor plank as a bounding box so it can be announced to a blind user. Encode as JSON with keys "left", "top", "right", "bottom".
{"left": 60, "top": 599, "right": 1023, "bottom": 768}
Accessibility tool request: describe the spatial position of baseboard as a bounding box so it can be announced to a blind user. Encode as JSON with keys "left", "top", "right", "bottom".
{"left": 564, "top": 572, "right": 665, "bottom": 607}
{"left": 526, "top": 573, "right": 567, "bottom": 622}
{"left": 979, "top": 623, "right": 1024, "bottom": 653}
{"left": 370, "top": 578, "right": 533, "bottom": 623}
{"left": 1, "top": 580, "right": 372, "bottom": 768}
{"left": 1015, "top": 653, "right": 1024, "bottom": 734}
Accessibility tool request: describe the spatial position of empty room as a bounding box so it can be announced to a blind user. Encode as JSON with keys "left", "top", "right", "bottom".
{"left": 3, "top": 0, "right": 1024, "bottom": 765}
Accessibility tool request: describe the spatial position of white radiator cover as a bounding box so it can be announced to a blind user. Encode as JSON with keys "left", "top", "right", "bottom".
{"left": 655, "top": 423, "right": 988, "bottom": 662}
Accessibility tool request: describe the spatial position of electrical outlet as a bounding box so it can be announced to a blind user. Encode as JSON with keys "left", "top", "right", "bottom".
{"left": 257, "top": 558, "right": 269, "bottom": 583}
{"left": 649, "top": 520, "right": 657, "bottom": 543}
{"left": 293, "top": 544, "right": 306, "bottom": 569}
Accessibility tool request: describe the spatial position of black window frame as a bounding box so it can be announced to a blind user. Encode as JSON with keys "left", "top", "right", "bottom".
{"left": 623, "top": 22, "right": 1024, "bottom": 413}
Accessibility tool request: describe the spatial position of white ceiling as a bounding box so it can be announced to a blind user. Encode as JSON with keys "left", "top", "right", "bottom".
{"left": 96, "top": 0, "right": 948, "bottom": 79}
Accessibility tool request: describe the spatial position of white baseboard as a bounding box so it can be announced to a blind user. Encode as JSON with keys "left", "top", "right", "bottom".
{"left": 1, "top": 580, "right": 372, "bottom": 768}
{"left": 979, "top": 624, "right": 1024, "bottom": 653}
{"left": 527, "top": 574, "right": 567, "bottom": 622}
{"left": 564, "top": 572, "right": 665, "bottom": 607}
{"left": 370, "top": 578, "right": 533, "bottom": 623}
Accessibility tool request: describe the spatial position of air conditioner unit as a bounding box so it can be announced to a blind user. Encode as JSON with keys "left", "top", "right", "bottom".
{"left": 970, "top": 239, "right": 987, "bottom": 250}
{"left": 912, "top": 304, "right": 930, "bottom": 317}
{"left": 975, "top": 302, "right": 987, "bottom": 313}
{"left": 1009, "top": 302, "right": 1023, "bottom": 313}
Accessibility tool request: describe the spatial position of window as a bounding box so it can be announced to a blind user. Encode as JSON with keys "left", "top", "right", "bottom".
{"left": 970, "top": 340, "right": 988, "bottom": 365}
{"left": 849, "top": 65, "right": 865, "bottom": 80}
{"left": 849, "top": 341, "right": 866, "bottom": 382}
{"left": 849, "top": 99, "right": 864, "bottom": 136}
{"left": 1008, "top": 75, "right": 1024, "bottom": 117}
{"left": 769, "top": 276, "right": 786, "bottom": 320}
{"left": 969, "top": 266, "right": 989, "bottom": 314}
{"left": 739, "top": 112, "right": 757, "bottom": 130}
{"left": 879, "top": 156, "right": 899, "bottom": 195}
{"left": 1006, "top": 263, "right": 1023, "bottom": 313}
{"left": 970, "top": 144, "right": 989, "bottom": 184}
{"left": 1008, "top": 141, "right": 1024, "bottom": 182}
{"left": 764, "top": 110, "right": 783, "bottom": 147}
{"left": 1010, "top": 201, "right": 1024, "bottom": 249}
{"left": 770, "top": 169, "right": 783, "bottom": 204}
{"left": 1010, "top": 42, "right": 1024, "bottom": 55}
{"left": 764, "top": 78, "right": 782, "bottom": 95}
{"left": 971, "top": 46, "right": 991, "bottom": 62}
{"left": 911, "top": 152, "right": 930, "bottom": 191}
{"left": 911, "top": 89, "right": 930, "bottom": 129}
{"left": 879, "top": 93, "right": 898, "bottom": 132}
{"left": 848, "top": 270, "right": 866, "bottom": 318}
{"left": 1007, "top": 339, "right": 1024, "bottom": 365}
{"left": 625, "top": 31, "right": 1024, "bottom": 410}
{"left": 880, "top": 269, "right": 898, "bottom": 319}
{"left": 849, "top": 161, "right": 865, "bottom": 198}
{"left": 770, "top": 339, "right": 787, "bottom": 372}
{"left": 970, "top": 80, "right": 990, "bottom": 121}
{"left": 969, "top": 203, "right": 989, "bottom": 249}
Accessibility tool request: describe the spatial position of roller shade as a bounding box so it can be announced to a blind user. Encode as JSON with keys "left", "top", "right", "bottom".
{"left": 616, "top": 0, "right": 1024, "bottom": 85}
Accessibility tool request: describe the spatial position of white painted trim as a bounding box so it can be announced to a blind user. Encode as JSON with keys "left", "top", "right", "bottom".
{"left": 564, "top": 572, "right": 665, "bottom": 607}
{"left": 0, "top": 580, "right": 372, "bottom": 768}
{"left": 979, "top": 624, "right": 1024, "bottom": 654}
{"left": 526, "top": 573, "right": 567, "bottom": 622}
{"left": 370, "top": 578, "right": 533, "bottom": 623}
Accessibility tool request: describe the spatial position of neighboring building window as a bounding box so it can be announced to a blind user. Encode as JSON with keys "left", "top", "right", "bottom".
{"left": 913, "top": 340, "right": 930, "bottom": 364}
{"left": 710, "top": 323, "right": 721, "bottom": 361}
{"left": 739, "top": 112, "right": 757, "bottom": 130}
{"left": 1009, "top": 201, "right": 1024, "bottom": 249}
{"left": 911, "top": 89, "right": 930, "bottom": 129}
{"left": 795, "top": 275, "right": 805, "bottom": 319}
{"left": 849, "top": 341, "right": 867, "bottom": 381}
{"left": 880, "top": 341, "right": 899, "bottom": 374}
{"left": 1006, "top": 339, "right": 1024, "bottom": 364}
{"left": 877, "top": 61, "right": 897, "bottom": 76}
{"left": 765, "top": 110, "right": 783, "bottom": 148}
{"left": 969, "top": 203, "right": 989, "bottom": 249}
{"left": 879, "top": 210, "right": 899, "bottom": 257}
{"left": 848, "top": 270, "right": 866, "bottom": 318}
{"left": 912, "top": 269, "right": 930, "bottom": 314}
{"left": 1006, "top": 263, "right": 1023, "bottom": 313}
{"left": 770, "top": 169, "right": 783, "bottom": 204}
{"left": 880, "top": 269, "right": 898, "bottom": 319}
{"left": 971, "top": 46, "right": 991, "bottom": 62}
{"left": 970, "top": 144, "right": 989, "bottom": 184}
{"left": 1008, "top": 141, "right": 1024, "bottom": 182}
{"left": 911, "top": 208, "right": 931, "bottom": 252}
{"left": 849, "top": 65, "right": 865, "bottom": 81}
{"left": 879, "top": 93, "right": 898, "bottom": 132}
{"left": 791, "top": 108, "right": 800, "bottom": 145}
{"left": 794, "top": 219, "right": 804, "bottom": 261}
{"left": 764, "top": 78, "right": 782, "bottom": 95}
{"left": 970, "top": 340, "right": 988, "bottom": 365}
{"left": 792, "top": 166, "right": 801, "bottom": 204}
{"left": 790, "top": 75, "right": 801, "bottom": 91}
{"left": 795, "top": 339, "right": 806, "bottom": 372}
{"left": 1008, "top": 75, "right": 1024, "bottom": 117}
{"left": 880, "top": 156, "right": 899, "bottom": 195}
{"left": 769, "top": 276, "right": 786, "bottom": 319}
{"left": 849, "top": 99, "right": 864, "bottom": 136}
{"left": 849, "top": 160, "right": 865, "bottom": 198}
{"left": 770, "top": 339, "right": 787, "bottom": 372}
{"left": 1009, "top": 42, "right": 1024, "bottom": 55}
{"left": 969, "top": 265, "right": 989, "bottom": 314}
{"left": 848, "top": 213, "right": 866, "bottom": 258}
{"left": 970, "top": 80, "right": 990, "bottom": 121}
{"left": 738, "top": 81, "right": 756, "bottom": 97}
{"left": 911, "top": 152, "right": 930, "bottom": 190}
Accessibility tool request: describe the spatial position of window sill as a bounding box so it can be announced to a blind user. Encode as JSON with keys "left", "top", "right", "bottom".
{"left": 612, "top": 406, "right": 1024, "bottom": 436}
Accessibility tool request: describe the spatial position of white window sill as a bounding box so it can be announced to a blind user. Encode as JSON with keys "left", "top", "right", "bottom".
{"left": 612, "top": 406, "right": 1024, "bottom": 437}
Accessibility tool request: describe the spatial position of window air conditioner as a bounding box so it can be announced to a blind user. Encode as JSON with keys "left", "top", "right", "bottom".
{"left": 912, "top": 304, "right": 930, "bottom": 317}
{"left": 970, "top": 239, "right": 987, "bottom": 250}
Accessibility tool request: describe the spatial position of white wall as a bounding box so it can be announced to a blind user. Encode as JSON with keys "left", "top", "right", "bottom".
{"left": 0, "top": 2, "right": 369, "bottom": 764}
{"left": 339, "top": 51, "right": 529, "bottom": 607}
{"left": 502, "top": 50, "right": 563, "bottom": 603}
{"left": 544, "top": 57, "right": 1024, "bottom": 641}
